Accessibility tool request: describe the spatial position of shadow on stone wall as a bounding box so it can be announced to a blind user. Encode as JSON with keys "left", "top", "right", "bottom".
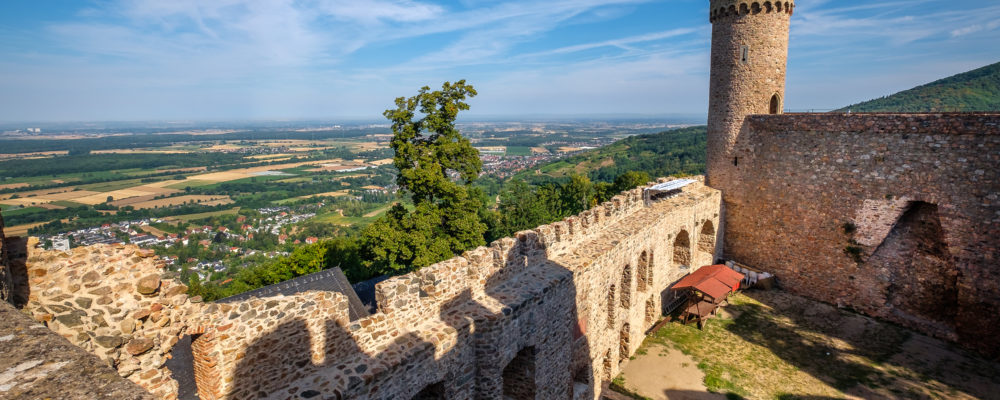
{"left": 4, "top": 236, "right": 30, "bottom": 308}
{"left": 224, "top": 235, "right": 593, "bottom": 400}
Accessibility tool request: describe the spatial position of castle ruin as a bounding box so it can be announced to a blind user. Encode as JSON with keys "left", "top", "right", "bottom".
{"left": 3, "top": 1, "right": 999, "bottom": 399}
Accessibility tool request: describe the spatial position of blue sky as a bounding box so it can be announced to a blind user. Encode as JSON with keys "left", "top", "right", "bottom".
{"left": 0, "top": 0, "right": 997, "bottom": 122}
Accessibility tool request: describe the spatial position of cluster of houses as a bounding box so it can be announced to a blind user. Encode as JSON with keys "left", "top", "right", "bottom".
{"left": 479, "top": 153, "right": 562, "bottom": 178}
{"left": 41, "top": 219, "right": 174, "bottom": 251}
{"left": 39, "top": 205, "right": 316, "bottom": 259}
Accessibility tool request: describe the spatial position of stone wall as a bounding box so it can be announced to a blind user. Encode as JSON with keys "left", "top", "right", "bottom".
{"left": 8, "top": 177, "right": 721, "bottom": 399}
{"left": 20, "top": 241, "right": 203, "bottom": 399}
{"left": 722, "top": 112, "right": 1000, "bottom": 356}
{"left": 184, "top": 177, "right": 721, "bottom": 399}
{"left": 0, "top": 300, "right": 155, "bottom": 399}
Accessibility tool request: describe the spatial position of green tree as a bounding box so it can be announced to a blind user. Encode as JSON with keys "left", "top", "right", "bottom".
{"left": 612, "top": 171, "right": 651, "bottom": 194}
{"left": 559, "top": 175, "right": 596, "bottom": 216}
{"left": 488, "top": 180, "right": 555, "bottom": 240}
{"left": 360, "top": 80, "right": 486, "bottom": 274}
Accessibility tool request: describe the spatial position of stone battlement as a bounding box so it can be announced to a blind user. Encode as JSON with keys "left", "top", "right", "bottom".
{"left": 373, "top": 182, "right": 650, "bottom": 324}
{"left": 709, "top": 0, "right": 794, "bottom": 22}
{"left": 747, "top": 112, "right": 1000, "bottom": 136}
{"left": 11, "top": 177, "right": 722, "bottom": 400}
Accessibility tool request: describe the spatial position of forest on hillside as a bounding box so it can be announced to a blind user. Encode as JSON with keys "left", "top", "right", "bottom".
{"left": 838, "top": 61, "right": 1000, "bottom": 112}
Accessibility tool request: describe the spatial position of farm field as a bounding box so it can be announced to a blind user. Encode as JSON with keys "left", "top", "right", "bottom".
{"left": 162, "top": 207, "right": 242, "bottom": 223}
{"left": 505, "top": 146, "right": 533, "bottom": 156}
{"left": 0, "top": 132, "right": 399, "bottom": 239}
{"left": 127, "top": 195, "right": 232, "bottom": 210}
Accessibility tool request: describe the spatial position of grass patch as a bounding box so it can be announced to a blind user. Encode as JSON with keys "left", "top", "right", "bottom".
{"left": 50, "top": 200, "right": 86, "bottom": 208}
{"left": 197, "top": 174, "right": 289, "bottom": 190}
{"left": 274, "top": 176, "right": 315, "bottom": 183}
{"left": 165, "top": 179, "right": 216, "bottom": 189}
{"left": 505, "top": 146, "right": 533, "bottom": 156}
{"left": 164, "top": 207, "right": 241, "bottom": 223}
{"left": 640, "top": 291, "right": 919, "bottom": 399}
{"left": 77, "top": 178, "right": 146, "bottom": 192}
{"left": 0, "top": 206, "right": 46, "bottom": 216}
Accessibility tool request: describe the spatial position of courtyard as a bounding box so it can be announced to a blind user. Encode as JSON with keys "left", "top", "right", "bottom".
{"left": 615, "top": 290, "right": 1000, "bottom": 400}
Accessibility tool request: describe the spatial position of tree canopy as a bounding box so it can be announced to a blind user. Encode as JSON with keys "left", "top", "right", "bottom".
{"left": 360, "top": 81, "right": 486, "bottom": 274}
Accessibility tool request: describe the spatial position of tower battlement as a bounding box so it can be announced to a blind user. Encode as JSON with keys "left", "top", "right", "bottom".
{"left": 709, "top": 1, "right": 795, "bottom": 22}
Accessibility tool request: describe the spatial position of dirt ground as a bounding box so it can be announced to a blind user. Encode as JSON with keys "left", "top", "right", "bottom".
{"left": 621, "top": 345, "right": 724, "bottom": 400}
{"left": 631, "top": 290, "right": 1000, "bottom": 400}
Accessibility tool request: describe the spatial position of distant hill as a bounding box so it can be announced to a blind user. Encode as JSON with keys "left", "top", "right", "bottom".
{"left": 838, "top": 62, "right": 1000, "bottom": 112}
{"left": 511, "top": 126, "right": 706, "bottom": 184}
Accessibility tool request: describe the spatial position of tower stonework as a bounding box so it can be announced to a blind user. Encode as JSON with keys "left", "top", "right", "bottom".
{"left": 706, "top": 0, "right": 793, "bottom": 187}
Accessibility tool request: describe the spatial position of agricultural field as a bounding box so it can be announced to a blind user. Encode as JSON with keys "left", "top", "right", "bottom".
{"left": 0, "top": 132, "right": 399, "bottom": 239}
{"left": 505, "top": 146, "right": 533, "bottom": 156}
{"left": 0, "top": 119, "right": 697, "bottom": 293}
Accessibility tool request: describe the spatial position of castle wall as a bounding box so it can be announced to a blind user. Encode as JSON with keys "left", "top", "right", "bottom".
{"left": 0, "top": 300, "right": 155, "bottom": 399}
{"left": 20, "top": 240, "right": 204, "bottom": 399}
{"left": 188, "top": 178, "right": 720, "bottom": 400}
{"left": 723, "top": 112, "right": 1000, "bottom": 355}
{"left": 12, "top": 177, "right": 721, "bottom": 400}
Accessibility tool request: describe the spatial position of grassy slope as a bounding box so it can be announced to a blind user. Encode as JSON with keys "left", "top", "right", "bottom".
{"left": 838, "top": 61, "right": 1000, "bottom": 112}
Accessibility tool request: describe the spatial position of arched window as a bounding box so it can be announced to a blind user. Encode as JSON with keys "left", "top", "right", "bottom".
{"left": 673, "top": 231, "right": 691, "bottom": 268}
{"left": 620, "top": 264, "right": 632, "bottom": 307}
{"left": 770, "top": 94, "right": 781, "bottom": 114}
{"left": 636, "top": 251, "right": 649, "bottom": 292}
{"left": 645, "top": 296, "right": 657, "bottom": 325}
{"left": 619, "top": 323, "right": 631, "bottom": 363}
{"left": 698, "top": 221, "right": 716, "bottom": 256}
{"left": 607, "top": 284, "right": 616, "bottom": 326}
{"left": 502, "top": 347, "right": 537, "bottom": 400}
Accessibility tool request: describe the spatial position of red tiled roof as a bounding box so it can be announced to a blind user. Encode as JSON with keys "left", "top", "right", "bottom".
{"left": 672, "top": 264, "right": 745, "bottom": 300}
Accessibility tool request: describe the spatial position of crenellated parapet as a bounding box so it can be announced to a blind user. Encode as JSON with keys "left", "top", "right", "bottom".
{"left": 19, "top": 241, "right": 203, "bottom": 400}
{"left": 10, "top": 175, "right": 723, "bottom": 400}
{"left": 709, "top": 0, "right": 794, "bottom": 22}
{"left": 372, "top": 182, "right": 653, "bottom": 327}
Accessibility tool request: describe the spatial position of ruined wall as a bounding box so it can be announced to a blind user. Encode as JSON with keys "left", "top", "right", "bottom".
{"left": 20, "top": 241, "right": 203, "bottom": 399}
{"left": 723, "top": 113, "right": 1000, "bottom": 355}
{"left": 0, "top": 300, "right": 155, "bottom": 399}
{"left": 11, "top": 177, "right": 721, "bottom": 400}
{"left": 188, "top": 177, "right": 721, "bottom": 400}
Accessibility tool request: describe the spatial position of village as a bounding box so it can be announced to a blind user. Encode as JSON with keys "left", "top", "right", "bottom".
{"left": 35, "top": 205, "right": 319, "bottom": 282}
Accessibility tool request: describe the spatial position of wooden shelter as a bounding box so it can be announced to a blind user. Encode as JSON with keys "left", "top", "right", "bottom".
{"left": 673, "top": 265, "right": 745, "bottom": 328}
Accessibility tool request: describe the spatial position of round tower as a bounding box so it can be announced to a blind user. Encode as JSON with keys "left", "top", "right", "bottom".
{"left": 706, "top": 0, "right": 793, "bottom": 187}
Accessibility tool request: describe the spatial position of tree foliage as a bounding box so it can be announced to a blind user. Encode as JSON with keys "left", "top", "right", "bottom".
{"left": 187, "top": 237, "right": 364, "bottom": 301}
{"left": 838, "top": 61, "right": 1000, "bottom": 112}
{"left": 360, "top": 81, "right": 486, "bottom": 274}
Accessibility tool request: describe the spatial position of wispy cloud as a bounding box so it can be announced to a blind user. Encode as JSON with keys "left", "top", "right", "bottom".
{"left": 0, "top": 0, "right": 997, "bottom": 121}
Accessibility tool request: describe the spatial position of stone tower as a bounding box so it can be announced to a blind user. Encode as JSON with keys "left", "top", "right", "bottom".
{"left": 706, "top": 0, "right": 794, "bottom": 187}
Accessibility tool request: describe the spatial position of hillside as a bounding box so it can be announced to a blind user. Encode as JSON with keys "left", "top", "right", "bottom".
{"left": 511, "top": 125, "right": 706, "bottom": 185}
{"left": 838, "top": 62, "right": 1000, "bottom": 112}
